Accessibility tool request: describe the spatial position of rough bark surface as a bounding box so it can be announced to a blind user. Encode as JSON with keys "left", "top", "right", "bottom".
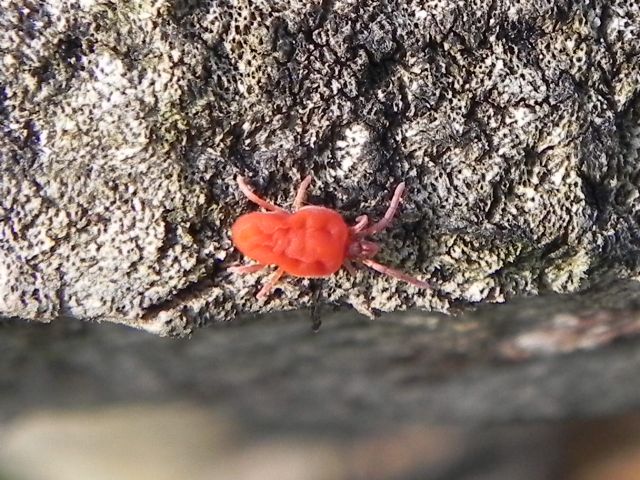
{"left": 1, "top": 0, "right": 639, "bottom": 338}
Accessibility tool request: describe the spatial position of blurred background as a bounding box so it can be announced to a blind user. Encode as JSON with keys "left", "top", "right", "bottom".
{"left": 2, "top": 312, "right": 640, "bottom": 480}
{"left": 3, "top": 405, "right": 640, "bottom": 479}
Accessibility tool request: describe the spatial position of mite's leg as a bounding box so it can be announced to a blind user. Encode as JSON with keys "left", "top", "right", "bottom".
{"left": 227, "top": 263, "right": 266, "bottom": 274}
{"left": 350, "top": 215, "right": 369, "bottom": 234}
{"left": 293, "top": 175, "right": 313, "bottom": 210}
{"left": 343, "top": 258, "right": 358, "bottom": 276}
{"left": 257, "top": 267, "right": 286, "bottom": 299}
{"left": 236, "top": 176, "right": 286, "bottom": 212}
{"left": 361, "top": 259, "right": 430, "bottom": 288}
{"left": 361, "top": 182, "right": 405, "bottom": 236}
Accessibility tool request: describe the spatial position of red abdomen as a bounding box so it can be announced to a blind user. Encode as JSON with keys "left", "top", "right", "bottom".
{"left": 231, "top": 207, "right": 350, "bottom": 277}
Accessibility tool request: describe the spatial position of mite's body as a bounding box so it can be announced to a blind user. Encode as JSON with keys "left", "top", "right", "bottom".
{"left": 232, "top": 207, "right": 349, "bottom": 277}
{"left": 229, "top": 175, "right": 429, "bottom": 298}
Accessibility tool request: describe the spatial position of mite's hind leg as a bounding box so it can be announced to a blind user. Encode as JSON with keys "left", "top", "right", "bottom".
{"left": 257, "top": 267, "right": 286, "bottom": 299}
{"left": 361, "top": 259, "right": 430, "bottom": 289}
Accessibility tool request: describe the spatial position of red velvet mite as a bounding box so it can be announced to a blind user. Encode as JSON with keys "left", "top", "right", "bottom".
{"left": 229, "top": 175, "right": 430, "bottom": 299}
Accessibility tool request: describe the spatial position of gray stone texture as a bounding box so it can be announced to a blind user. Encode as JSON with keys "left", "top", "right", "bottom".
{"left": 0, "top": 0, "right": 639, "bottom": 339}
